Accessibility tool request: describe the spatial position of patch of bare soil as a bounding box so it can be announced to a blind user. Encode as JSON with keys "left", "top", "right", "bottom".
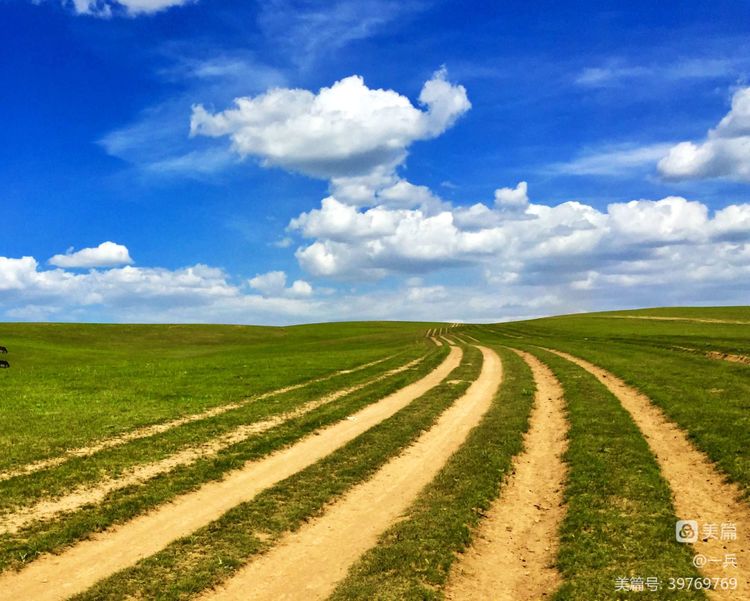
{"left": 0, "top": 355, "right": 396, "bottom": 483}
{"left": 546, "top": 348, "right": 750, "bottom": 601}
{"left": 706, "top": 351, "right": 750, "bottom": 365}
{"left": 608, "top": 315, "right": 750, "bottom": 325}
{"left": 198, "top": 346, "right": 502, "bottom": 601}
{"left": 0, "top": 347, "right": 462, "bottom": 601}
{"left": 673, "top": 345, "right": 750, "bottom": 366}
{"left": 444, "top": 349, "right": 568, "bottom": 601}
{"left": 0, "top": 358, "right": 424, "bottom": 535}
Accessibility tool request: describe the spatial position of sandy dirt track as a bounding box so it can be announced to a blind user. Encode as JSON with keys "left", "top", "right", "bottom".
{"left": 0, "top": 358, "right": 424, "bottom": 536}
{"left": 199, "top": 345, "right": 502, "bottom": 601}
{"left": 0, "top": 354, "right": 396, "bottom": 483}
{"left": 546, "top": 348, "right": 750, "bottom": 600}
{"left": 0, "top": 348, "right": 461, "bottom": 601}
{"left": 445, "top": 348, "right": 568, "bottom": 601}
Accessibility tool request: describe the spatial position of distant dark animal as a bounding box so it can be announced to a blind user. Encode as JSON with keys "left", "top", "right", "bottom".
{"left": 0, "top": 346, "right": 7, "bottom": 354}
{"left": 0, "top": 360, "right": 9, "bottom": 368}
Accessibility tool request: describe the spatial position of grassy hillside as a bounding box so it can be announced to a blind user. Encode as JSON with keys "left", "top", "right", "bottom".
{"left": 468, "top": 307, "right": 750, "bottom": 497}
{"left": 0, "top": 322, "right": 436, "bottom": 470}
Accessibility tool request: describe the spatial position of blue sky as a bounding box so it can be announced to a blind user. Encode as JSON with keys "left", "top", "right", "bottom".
{"left": 2, "top": 0, "right": 750, "bottom": 323}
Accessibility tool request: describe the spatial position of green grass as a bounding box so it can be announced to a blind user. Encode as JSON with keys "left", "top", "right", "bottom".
{"left": 328, "top": 344, "right": 535, "bottom": 600}
{"left": 0, "top": 349, "right": 427, "bottom": 515}
{"left": 71, "top": 345, "right": 483, "bottom": 600}
{"left": 523, "top": 347, "right": 705, "bottom": 600}
{"left": 0, "top": 342, "right": 448, "bottom": 572}
{"left": 2, "top": 309, "right": 746, "bottom": 599}
{"left": 469, "top": 307, "right": 750, "bottom": 498}
{"left": 0, "top": 322, "right": 438, "bottom": 470}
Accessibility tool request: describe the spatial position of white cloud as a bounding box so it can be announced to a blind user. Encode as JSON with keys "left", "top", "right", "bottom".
{"left": 575, "top": 65, "right": 648, "bottom": 87}
{"left": 248, "top": 270, "right": 314, "bottom": 298}
{"left": 607, "top": 197, "right": 709, "bottom": 243}
{"left": 549, "top": 143, "right": 673, "bottom": 176}
{"left": 248, "top": 271, "right": 287, "bottom": 296}
{"left": 288, "top": 279, "right": 313, "bottom": 298}
{"left": 65, "top": 0, "right": 193, "bottom": 17}
{"left": 0, "top": 259, "right": 322, "bottom": 324}
{"left": 287, "top": 183, "right": 750, "bottom": 303}
{"left": 406, "top": 285, "right": 447, "bottom": 303}
{"left": 494, "top": 181, "right": 529, "bottom": 209}
{"left": 48, "top": 242, "right": 134, "bottom": 269}
{"left": 659, "top": 87, "right": 750, "bottom": 181}
{"left": 575, "top": 58, "right": 742, "bottom": 88}
{"left": 191, "top": 70, "right": 470, "bottom": 182}
{"left": 2, "top": 206, "right": 750, "bottom": 325}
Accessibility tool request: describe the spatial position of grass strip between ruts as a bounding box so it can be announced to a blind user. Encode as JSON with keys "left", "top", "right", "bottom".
{"left": 527, "top": 348, "right": 706, "bottom": 601}
{"left": 0, "top": 348, "right": 425, "bottom": 515}
{"left": 328, "top": 344, "right": 534, "bottom": 600}
{"left": 468, "top": 317, "right": 750, "bottom": 500}
{"left": 0, "top": 345, "right": 448, "bottom": 573}
{"left": 70, "top": 344, "right": 481, "bottom": 600}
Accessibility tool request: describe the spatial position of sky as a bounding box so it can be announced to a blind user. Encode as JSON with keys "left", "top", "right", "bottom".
{"left": 2, "top": 0, "right": 750, "bottom": 324}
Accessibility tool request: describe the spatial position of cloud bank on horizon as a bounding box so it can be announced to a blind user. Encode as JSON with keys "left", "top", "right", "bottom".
{"left": 3, "top": 1, "right": 750, "bottom": 324}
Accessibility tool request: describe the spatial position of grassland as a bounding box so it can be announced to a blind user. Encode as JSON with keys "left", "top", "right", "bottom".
{"left": 469, "top": 308, "right": 750, "bottom": 498}
{"left": 72, "top": 344, "right": 481, "bottom": 601}
{"left": 0, "top": 322, "right": 442, "bottom": 571}
{"left": 0, "top": 309, "right": 747, "bottom": 600}
{"left": 0, "top": 322, "right": 436, "bottom": 469}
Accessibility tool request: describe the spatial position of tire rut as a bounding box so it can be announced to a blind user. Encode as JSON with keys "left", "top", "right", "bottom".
{"left": 197, "top": 345, "right": 502, "bottom": 601}
{"left": 546, "top": 348, "right": 750, "bottom": 600}
{"left": 0, "top": 348, "right": 461, "bottom": 601}
{"left": 444, "top": 348, "right": 568, "bottom": 601}
{"left": 0, "top": 357, "right": 425, "bottom": 536}
{"left": 0, "top": 355, "right": 397, "bottom": 483}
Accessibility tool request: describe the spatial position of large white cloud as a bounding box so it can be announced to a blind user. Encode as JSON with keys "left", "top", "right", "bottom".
{"left": 288, "top": 184, "right": 750, "bottom": 296}
{"left": 0, "top": 258, "right": 322, "bottom": 323}
{"left": 48, "top": 242, "right": 134, "bottom": 269}
{"left": 3, "top": 194, "right": 750, "bottom": 324}
{"left": 190, "top": 69, "right": 470, "bottom": 182}
{"left": 659, "top": 87, "right": 750, "bottom": 181}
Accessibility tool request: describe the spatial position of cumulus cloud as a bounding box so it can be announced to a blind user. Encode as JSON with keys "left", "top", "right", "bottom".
{"left": 659, "top": 86, "right": 750, "bottom": 181}
{"left": 248, "top": 270, "right": 313, "bottom": 298}
{"left": 248, "top": 270, "right": 287, "bottom": 296}
{"left": 190, "top": 69, "right": 470, "bottom": 182}
{"left": 3, "top": 198, "right": 750, "bottom": 324}
{"left": 64, "top": 0, "right": 194, "bottom": 17}
{"left": 288, "top": 183, "right": 750, "bottom": 302}
{"left": 48, "top": 242, "right": 134, "bottom": 269}
{"left": 494, "top": 181, "right": 529, "bottom": 210}
{"left": 0, "top": 258, "right": 321, "bottom": 324}
{"left": 288, "top": 279, "right": 313, "bottom": 298}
